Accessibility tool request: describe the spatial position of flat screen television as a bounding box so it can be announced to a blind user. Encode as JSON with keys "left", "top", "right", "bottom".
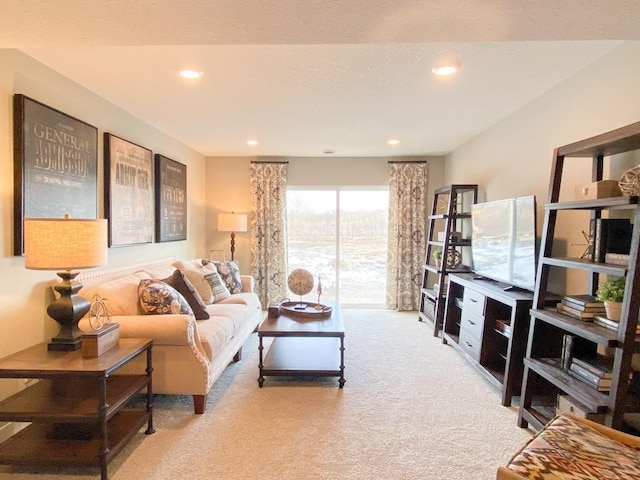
{"left": 471, "top": 196, "right": 538, "bottom": 291}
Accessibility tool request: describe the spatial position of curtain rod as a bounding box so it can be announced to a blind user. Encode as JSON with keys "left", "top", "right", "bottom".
{"left": 387, "top": 160, "right": 427, "bottom": 164}
{"left": 250, "top": 161, "right": 289, "bottom": 164}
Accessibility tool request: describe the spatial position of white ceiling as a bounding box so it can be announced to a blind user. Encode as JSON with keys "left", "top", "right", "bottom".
{"left": 2, "top": 1, "right": 639, "bottom": 157}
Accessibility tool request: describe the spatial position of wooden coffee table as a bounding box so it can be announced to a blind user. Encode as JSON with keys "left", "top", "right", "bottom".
{"left": 257, "top": 302, "right": 345, "bottom": 388}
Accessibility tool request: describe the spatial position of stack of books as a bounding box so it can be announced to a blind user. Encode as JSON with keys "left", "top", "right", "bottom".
{"left": 568, "top": 356, "right": 615, "bottom": 392}
{"left": 556, "top": 294, "right": 605, "bottom": 321}
{"left": 593, "top": 315, "right": 640, "bottom": 334}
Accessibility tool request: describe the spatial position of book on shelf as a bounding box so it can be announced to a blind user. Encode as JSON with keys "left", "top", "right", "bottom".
{"left": 593, "top": 315, "right": 640, "bottom": 333}
{"left": 560, "top": 297, "right": 606, "bottom": 313}
{"left": 568, "top": 363, "right": 612, "bottom": 391}
{"left": 556, "top": 302, "right": 596, "bottom": 320}
{"left": 571, "top": 356, "right": 613, "bottom": 379}
{"left": 495, "top": 319, "right": 511, "bottom": 337}
{"left": 561, "top": 294, "right": 604, "bottom": 308}
{"left": 591, "top": 218, "right": 632, "bottom": 263}
{"left": 605, "top": 252, "right": 630, "bottom": 266}
{"left": 560, "top": 334, "right": 574, "bottom": 371}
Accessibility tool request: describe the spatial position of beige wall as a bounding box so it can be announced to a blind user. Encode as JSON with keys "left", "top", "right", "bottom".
{"left": 445, "top": 42, "right": 640, "bottom": 292}
{"left": 0, "top": 50, "right": 207, "bottom": 413}
{"left": 205, "top": 155, "right": 446, "bottom": 273}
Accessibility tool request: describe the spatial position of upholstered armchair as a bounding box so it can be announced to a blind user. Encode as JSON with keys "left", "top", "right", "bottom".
{"left": 498, "top": 413, "right": 640, "bottom": 479}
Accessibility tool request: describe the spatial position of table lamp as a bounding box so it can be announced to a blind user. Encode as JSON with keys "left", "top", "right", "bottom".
{"left": 24, "top": 215, "right": 108, "bottom": 351}
{"left": 218, "top": 212, "right": 247, "bottom": 261}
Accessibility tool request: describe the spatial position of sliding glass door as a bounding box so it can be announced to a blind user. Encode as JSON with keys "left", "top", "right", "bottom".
{"left": 286, "top": 188, "right": 388, "bottom": 307}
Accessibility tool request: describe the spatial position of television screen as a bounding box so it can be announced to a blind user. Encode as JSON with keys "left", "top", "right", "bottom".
{"left": 471, "top": 196, "right": 537, "bottom": 291}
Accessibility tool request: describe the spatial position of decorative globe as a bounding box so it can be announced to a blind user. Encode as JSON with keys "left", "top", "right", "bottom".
{"left": 287, "top": 268, "right": 314, "bottom": 296}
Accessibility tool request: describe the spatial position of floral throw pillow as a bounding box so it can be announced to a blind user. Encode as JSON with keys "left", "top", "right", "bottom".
{"left": 138, "top": 279, "right": 194, "bottom": 318}
{"left": 204, "top": 260, "right": 243, "bottom": 294}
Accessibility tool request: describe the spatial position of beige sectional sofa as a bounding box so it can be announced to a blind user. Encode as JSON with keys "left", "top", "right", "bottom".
{"left": 76, "top": 257, "right": 262, "bottom": 413}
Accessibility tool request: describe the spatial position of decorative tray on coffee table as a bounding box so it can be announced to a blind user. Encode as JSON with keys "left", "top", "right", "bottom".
{"left": 280, "top": 301, "right": 332, "bottom": 318}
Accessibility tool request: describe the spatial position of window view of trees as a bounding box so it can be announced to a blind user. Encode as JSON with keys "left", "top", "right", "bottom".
{"left": 286, "top": 189, "right": 388, "bottom": 307}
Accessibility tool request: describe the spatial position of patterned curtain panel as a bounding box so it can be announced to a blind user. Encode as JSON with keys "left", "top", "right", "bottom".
{"left": 249, "top": 162, "right": 288, "bottom": 306}
{"left": 386, "top": 162, "right": 427, "bottom": 311}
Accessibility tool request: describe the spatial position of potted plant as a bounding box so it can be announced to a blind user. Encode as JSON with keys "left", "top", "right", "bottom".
{"left": 432, "top": 248, "right": 443, "bottom": 268}
{"left": 596, "top": 276, "right": 626, "bottom": 321}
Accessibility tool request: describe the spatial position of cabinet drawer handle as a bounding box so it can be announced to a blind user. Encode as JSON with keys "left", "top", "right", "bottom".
{"left": 467, "top": 320, "right": 476, "bottom": 325}
{"left": 470, "top": 298, "right": 478, "bottom": 303}
{"left": 465, "top": 341, "right": 473, "bottom": 348}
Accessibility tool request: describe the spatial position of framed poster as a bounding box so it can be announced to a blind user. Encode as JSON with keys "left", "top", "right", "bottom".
{"left": 13, "top": 94, "right": 98, "bottom": 255}
{"left": 155, "top": 154, "right": 187, "bottom": 242}
{"left": 104, "top": 133, "right": 154, "bottom": 247}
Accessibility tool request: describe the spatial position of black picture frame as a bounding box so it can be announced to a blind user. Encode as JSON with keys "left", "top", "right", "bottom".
{"left": 13, "top": 94, "right": 98, "bottom": 255}
{"left": 154, "top": 154, "right": 187, "bottom": 242}
{"left": 104, "top": 133, "right": 154, "bottom": 247}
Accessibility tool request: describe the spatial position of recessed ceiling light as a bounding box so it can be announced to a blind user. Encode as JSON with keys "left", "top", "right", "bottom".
{"left": 387, "top": 139, "right": 400, "bottom": 146}
{"left": 246, "top": 139, "right": 258, "bottom": 146}
{"left": 179, "top": 69, "right": 203, "bottom": 79}
{"left": 432, "top": 62, "right": 460, "bottom": 76}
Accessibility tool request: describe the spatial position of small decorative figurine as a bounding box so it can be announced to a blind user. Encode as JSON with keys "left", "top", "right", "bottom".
{"left": 89, "top": 294, "right": 111, "bottom": 331}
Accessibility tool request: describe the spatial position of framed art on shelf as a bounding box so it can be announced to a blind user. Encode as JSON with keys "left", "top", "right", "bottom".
{"left": 104, "top": 133, "right": 154, "bottom": 247}
{"left": 13, "top": 94, "right": 98, "bottom": 255}
{"left": 154, "top": 154, "right": 187, "bottom": 242}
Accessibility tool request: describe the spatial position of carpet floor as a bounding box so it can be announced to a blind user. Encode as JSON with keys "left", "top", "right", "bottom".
{"left": 0, "top": 309, "right": 533, "bottom": 480}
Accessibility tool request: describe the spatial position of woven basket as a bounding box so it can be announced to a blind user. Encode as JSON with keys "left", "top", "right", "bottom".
{"left": 619, "top": 165, "right": 640, "bottom": 196}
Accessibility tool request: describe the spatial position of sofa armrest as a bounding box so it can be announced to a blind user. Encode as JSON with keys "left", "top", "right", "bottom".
{"left": 240, "top": 275, "right": 255, "bottom": 293}
{"left": 79, "top": 314, "right": 201, "bottom": 347}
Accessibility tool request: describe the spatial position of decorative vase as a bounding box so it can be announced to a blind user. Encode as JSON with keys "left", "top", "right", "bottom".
{"left": 434, "top": 258, "right": 442, "bottom": 269}
{"left": 604, "top": 301, "right": 622, "bottom": 321}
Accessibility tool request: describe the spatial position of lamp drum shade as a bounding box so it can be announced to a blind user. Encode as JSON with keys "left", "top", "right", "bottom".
{"left": 24, "top": 217, "right": 108, "bottom": 271}
{"left": 218, "top": 213, "right": 248, "bottom": 232}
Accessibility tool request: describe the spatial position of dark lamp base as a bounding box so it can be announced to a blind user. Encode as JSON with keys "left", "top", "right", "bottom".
{"left": 47, "top": 270, "right": 90, "bottom": 352}
{"left": 48, "top": 337, "right": 83, "bottom": 352}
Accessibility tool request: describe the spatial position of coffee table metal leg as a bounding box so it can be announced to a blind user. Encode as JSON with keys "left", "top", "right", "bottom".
{"left": 258, "top": 334, "right": 265, "bottom": 387}
{"left": 339, "top": 336, "right": 345, "bottom": 388}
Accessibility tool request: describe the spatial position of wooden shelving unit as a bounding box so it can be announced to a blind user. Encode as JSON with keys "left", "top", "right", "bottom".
{"left": 518, "top": 120, "right": 640, "bottom": 432}
{"left": 418, "top": 184, "right": 477, "bottom": 336}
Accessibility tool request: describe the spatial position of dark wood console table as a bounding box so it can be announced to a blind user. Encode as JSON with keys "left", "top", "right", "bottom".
{"left": 0, "top": 338, "right": 154, "bottom": 480}
{"left": 442, "top": 273, "right": 555, "bottom": 406}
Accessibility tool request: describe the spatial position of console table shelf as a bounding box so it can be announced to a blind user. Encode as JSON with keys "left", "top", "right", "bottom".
{"left": 0, "top": 338, "right": 154, "bottom": 480}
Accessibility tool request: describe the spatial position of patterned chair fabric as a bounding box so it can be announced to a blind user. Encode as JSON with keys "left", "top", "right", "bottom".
{"left": 499, "top": 414, "right": 640, "bottom": 479}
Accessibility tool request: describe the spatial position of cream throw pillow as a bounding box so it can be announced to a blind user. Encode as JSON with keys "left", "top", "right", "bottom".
{"left": 181, "top": 263, "right": 231, "bottom": 304}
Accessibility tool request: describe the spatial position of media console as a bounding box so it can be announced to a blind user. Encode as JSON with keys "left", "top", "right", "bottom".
{"left": 442, "top": 273, "right": 556, "bottom": 406}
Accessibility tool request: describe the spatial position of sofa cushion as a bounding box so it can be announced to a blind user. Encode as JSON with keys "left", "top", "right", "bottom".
{"left": 143, "top": 264, "right": 178, "bottom": 280}
{"left": 196, "top": 316, "right": 235, "bottom": 360}
{"left": 138, "top": 279, "right": 194, "bottom": 317}
{"left": 162, "top": 270, "right": 209, "bottom": 320}
{"left": 206, "top": 302, "right": 253, "bottom": 334}
{"left": 82, "top": 271, "right": 152, "bottom": 316}
{"left": 216, "top": 292, "right": 262, "bottom": 311}
{"left": 205, "top": 259, "right": 243, "bottom": 294}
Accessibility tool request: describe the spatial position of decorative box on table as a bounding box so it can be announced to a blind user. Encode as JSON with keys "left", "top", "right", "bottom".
{"left": 81, "top": 323, "right": 119, "bottom": 358}
{"left": 574, "top": 180, "right": 622, "bottom": 200}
